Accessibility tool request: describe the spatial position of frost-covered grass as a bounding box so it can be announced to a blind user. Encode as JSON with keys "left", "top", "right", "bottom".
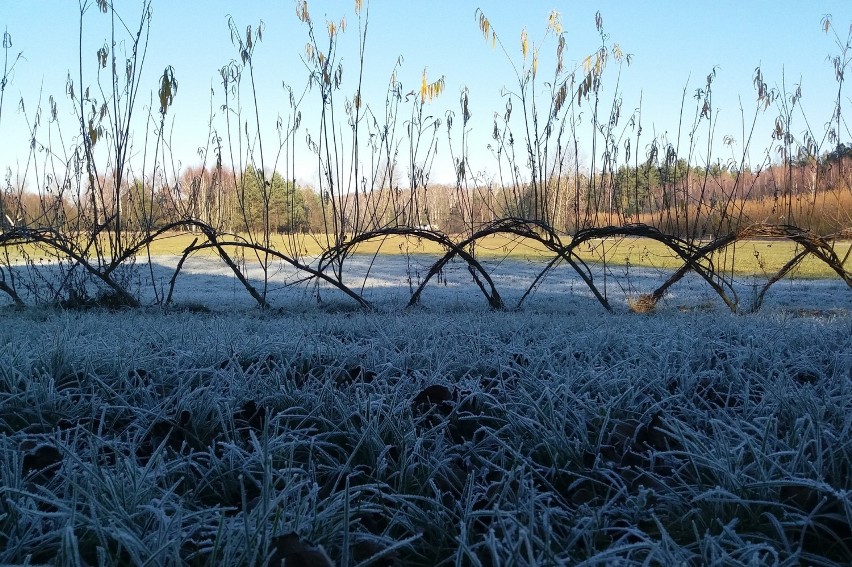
{"left": 5, "top": 253, "right": 852, "bottom": 316}
{"left": 1, "top": 306, "right": 851, "bottom": 566}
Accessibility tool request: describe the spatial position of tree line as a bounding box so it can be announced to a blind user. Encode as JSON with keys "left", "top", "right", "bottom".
{"left": 3, "top": 145, "right": 850, "bottom": 239}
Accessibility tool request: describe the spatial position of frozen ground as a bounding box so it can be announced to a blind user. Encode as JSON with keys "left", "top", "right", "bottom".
{"left": 157, "top": 254, "right": 852, "bottom": 314}
{"left": 1, "top": 255, "right": 851, "bottom": 565}
{"left": 4, "top": 253, "right": 850, "bottom": 315}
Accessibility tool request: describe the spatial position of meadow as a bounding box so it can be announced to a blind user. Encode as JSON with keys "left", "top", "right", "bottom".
{"left": 4, "top": 232, "right": 849, "bottom": 279}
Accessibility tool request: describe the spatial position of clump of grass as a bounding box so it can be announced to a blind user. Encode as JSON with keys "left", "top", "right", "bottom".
{"left": 627, "top": 293, "right": 658, "bottom": 313}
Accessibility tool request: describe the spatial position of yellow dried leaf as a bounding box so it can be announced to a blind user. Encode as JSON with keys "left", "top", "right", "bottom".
{"left": 420, "top": 69, "right": 428, "bottom": 103}
{"left": 296, "top": 1, "right": 310, "bottom": 23}
{"left": 478, "top": 12, "right": 490, "bottom": 40}
{"left": 355, "top": 0, "right": 362, "bottom": 15}
{"left": 420, "top": 69, "right": 445, "bottom": 104}
{"left": 547, "top": 10, "right": 562, "bottom": 34}
{"left": 521, "top": 28, "right": 528, "bottom": 60}
{"left": 434, "top": 76, "right": 445, "bottom": 98}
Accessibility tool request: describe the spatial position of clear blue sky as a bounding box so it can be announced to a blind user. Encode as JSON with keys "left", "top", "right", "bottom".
{"left": 0, "top": 1, "right": 849, "bottom": 186}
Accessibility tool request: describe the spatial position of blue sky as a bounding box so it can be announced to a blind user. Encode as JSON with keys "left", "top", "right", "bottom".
{"left": 0, "top": 1, "right": 849, "bottom": 185}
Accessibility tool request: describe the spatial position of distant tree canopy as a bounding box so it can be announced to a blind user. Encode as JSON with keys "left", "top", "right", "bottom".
{"left": 238, "top": 165, "right": 307, "bottom": 233}
{"left": 825, "top": 143, "right": 852, "bottom": 164}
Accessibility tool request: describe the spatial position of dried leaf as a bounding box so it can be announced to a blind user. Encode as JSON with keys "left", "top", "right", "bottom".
{"left": 553, "top": 83, "right": 567, "bottom": 115}
{"left": 477, "top": 10, "right": 491, "bottom": 41}
{"left": 159, "top": 66, "right": 178, "bottom": 115}
{"left": 556, "top": 35, "right": 565, "bottom": 74}
{"left": 334, "top": 63, "right": 343, "bottom": 89}
{"left": 296, "top": 0, "right": 310, "bottom": 23}
{"left": 419, "top": 69, "right": 445, "bottom": 103}
{"left": 420, "top": 70, "right": 427, "bottom": 103}
{"left": 88, "top": 118, "right": 98, "bottom": 146}
{"left": 548, "top": 10, "right": 563, "bottom": 34}
{"left": 461, "top": 88, "right": 470, "bottom": 125}
{"left": 66, "top": 73, "right": 75, "bottom": 100}
{"left": 97, "top": 45, "right": 108, "bottom": 69}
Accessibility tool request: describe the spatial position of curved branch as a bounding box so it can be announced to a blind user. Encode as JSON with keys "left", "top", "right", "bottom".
{"left": 183, "top": 240, "right": 371, "bottom": 309}
{"left": 1, "top": 227, "right": 140, "bottom": 307}
{"left": 318, "top": 226, "right": 502, "bottom": 309}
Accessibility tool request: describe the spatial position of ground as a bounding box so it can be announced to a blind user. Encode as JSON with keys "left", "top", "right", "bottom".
{"left": 0, "top": 257, "right": 850, "bottom": 565}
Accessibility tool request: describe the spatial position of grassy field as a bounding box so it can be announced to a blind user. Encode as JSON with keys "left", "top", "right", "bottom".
{"left": 4, "top": 231, "right": 850, "bottom": 279}
{"left": 1, "top": 308, "right": 850, "bottom": 565}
